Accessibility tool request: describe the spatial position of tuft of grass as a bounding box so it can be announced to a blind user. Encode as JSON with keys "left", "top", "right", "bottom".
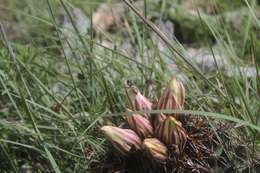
{"left": 0, "top": 0, "right": 259, "bottom": 172}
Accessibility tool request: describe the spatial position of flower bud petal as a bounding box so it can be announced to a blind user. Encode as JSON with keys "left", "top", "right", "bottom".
{"left": 143, "top": 138, "right": 167, "bottom": 164}
{"left": 125, "top": 84, "right": 152, "bottom": 118}
{"left": 153, "top": 113, "right": 167, "bottom": 130}
{"left": 101, "top": 126, "right": 142, "bottom": 155}
{"left": 156, "top": 117, "right": 187, "bottom": 151}
{"left": 125, "top": 109, "right": 153, "bottom": 139}
{"left": 157, "top": 77, "right": 185, "bottom": 115}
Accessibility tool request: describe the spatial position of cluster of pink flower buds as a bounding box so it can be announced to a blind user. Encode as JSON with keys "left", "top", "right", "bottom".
{"left": 101, "top": 76, "right": 187, "bottom": 164}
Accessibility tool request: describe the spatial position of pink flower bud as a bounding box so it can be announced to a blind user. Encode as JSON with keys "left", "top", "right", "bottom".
{"left": 152, "top": 113, "right": 166, "bottom": 130}
{"left": 125, "top": 109, "right": 153, "bottom": 139}
{"left": 143, "top": 138, "right": 167, "bottom": 164}
{"left": 125, "top": 84, "right": 152, "bottom": 118}
{"left": 157, "top": 76, "right": 185, "bottom": 115}
{"left": 101, "top": 126, "right": 142, "bottom": 155}
{"left": 156, "top": 117, "right": 187, "bottom": 151}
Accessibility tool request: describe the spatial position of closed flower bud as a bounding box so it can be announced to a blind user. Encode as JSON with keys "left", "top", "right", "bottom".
{"left": 153, "top": 113, "right": 166, "bottom": 130}
{"left": 156, "top": 117, "right": 187, "bottom": 151}
{"left": 157, "top": 76, "right": 185, "bottom": 116}
{"left": 125, "top": 109, "right": 153, "bottom": 139}
{"left": 125, "top": 84, "right": 152, "bottom": 118}
{"left": 143, "top": 138, "right": 167, "bottom": 164}
{"left": 101, "top": 126, "right": 142, "bottom": 155}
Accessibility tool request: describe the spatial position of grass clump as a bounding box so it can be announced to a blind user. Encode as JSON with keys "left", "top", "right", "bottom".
{"left": 0, "top": 0, "right": 259, "bottom": 172}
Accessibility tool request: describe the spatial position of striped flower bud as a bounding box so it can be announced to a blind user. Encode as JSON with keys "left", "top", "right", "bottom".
{"left": 125, "top": 109, "right": 153, "bottom": 139}
{"left": 156, "top": 117, "right": 187, "bottom": 151}
{"left": 101, "top": 126, "right": 142, "bottom": 155}
{"left": 125, "top": 83, "right": 152, "bottom": 118}
{"left": 143, "top": 138, "right": 167, "bottom": 164}
{"left": 152, "top": 113, "right": 166, "bottom": 130}
{"left": 157, "top": 76, "right": 185, "bottom": 116}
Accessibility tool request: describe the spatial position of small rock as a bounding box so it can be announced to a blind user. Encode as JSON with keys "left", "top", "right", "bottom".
{"left": 93, "top": 3, "right": 125, "bottom": 33}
